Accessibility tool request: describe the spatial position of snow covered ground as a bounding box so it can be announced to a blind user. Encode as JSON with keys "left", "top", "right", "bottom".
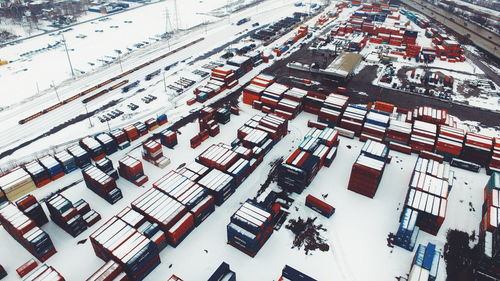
{"left": 0, "top": 100, "right": 492, "bottom": 281}
{"left": 0, "top": 0, "right": 324, "bottom": 168}
{"left": 0, "top": 0, "right": 260, "bottom": 109}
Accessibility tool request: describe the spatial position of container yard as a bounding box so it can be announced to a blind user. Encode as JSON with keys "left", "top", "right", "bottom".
{"left": 0, "top": 0, "right": 499, "bottom": 280}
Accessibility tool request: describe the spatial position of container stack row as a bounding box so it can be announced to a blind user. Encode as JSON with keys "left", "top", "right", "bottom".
{"left": 54, "top": 150, "right": 77, "bottom": 174}
{"left": 347, "top": 140, "right": 389, "bottom": 198}
{"left": 488, "top": 138, "right": 500, "bottom": 174}
{"left": 23, "top": 161, "right": 51, "bottom": 188}
{"left": 0, "top": 202, "right": 57, "bottom": 262}
{"left": 46, "top": 194, "right": 88, "bottom": 237}
{"left": 82, "top": 166, "right": 123, "bottom": 204}
{"left": 67, "top": 145, "right": 92, "bottom": 168}
{"left": 86, "top": 260, "right": 128, "bottom": 281}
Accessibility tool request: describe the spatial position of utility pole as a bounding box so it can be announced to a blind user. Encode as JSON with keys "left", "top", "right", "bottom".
{"left": 36, "top": 82, "right": 40, "bottom": 95}
{"left": 52, "top": 80, "right": 60, "bottom": 102}
{"left": 61, "top": 32, "right": 75, "bottom": 78}
{"left": 162, "top": 71, "right": 167, "bottom": 93}
{"left": 84, "top": 104, "right": 93, "bottom": 128}
{"left": 164, "top": 7, "right": 172, "bottom": 49}
{"left": 106, "top": 119, "right": 111, "bottom": 132}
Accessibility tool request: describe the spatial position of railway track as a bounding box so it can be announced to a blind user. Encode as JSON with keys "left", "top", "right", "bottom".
{"left": 18, "top": 37, "right": 204, "bottom": 125}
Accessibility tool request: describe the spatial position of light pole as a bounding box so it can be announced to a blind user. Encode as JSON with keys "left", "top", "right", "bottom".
{"left": 162, "top": 71, "right": 167, "bottom": 93}
{"left": 52, "top": 80, "right": 60, "bottom": 102}
{"left": 118, "top": 55, "right": 123, "bottom": 72}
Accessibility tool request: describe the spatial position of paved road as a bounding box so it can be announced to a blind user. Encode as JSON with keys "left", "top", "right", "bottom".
{"left": 464, "top": 50, "right": 500, "bottom": 86}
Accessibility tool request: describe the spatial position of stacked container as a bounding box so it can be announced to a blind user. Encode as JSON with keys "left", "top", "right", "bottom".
{"left": 111, "top": 129, "right": 130, "bottom": 150}
{"left": 156, "top": 113, "right": 168, "bottom": 126}
{"left": 16, "top": 195, "right": 49, "bottom": 227}
{"left": 118, "top": 156, "right": 148, "bottom": 186}
{"left": 82, "top": 166, "right": 123, "bottom": 204}
{"left": 145, "top": 118, "right": 158, "bottom": 131}
{"left": 95, "top": 132, "right": 118, "bottom": 156}
{"left": 89, "top": 217, "right": 160, "bottom": 281}
{"left": 488, "top": 138, "right": 500, "bottom": 174}
{"left": 67, "top": 145, "right": 91, "bottom": 168}
{"left": 410, "top": 121, "right": 437, "bottom": 152}
{"left": 131, "top": 188, "right": 193, "bottom": 247}
{"left": 54, "top": 150, "right": 77, "bottom": 174}
{"left": 317, "top": 93, "right": 349, "bottom": 126}
{"left": 0, "top": 168, "right": 37, "bottom": 201}
{"left": 22, "top": 264, "right": 65, "bottom": 281}
{"left": 160, "top": 129, "right": 178, "bottom": 149}
{"left": 208, "top": 262, "right": 235, "bottom": 281}
{"left": 95, "top": 157, "right": 119, "bottom": 180}
{"left": 403, "top": 158, "right": 451, "bottom": 236}
{"left": 46, "top": 194, "right": 87, "bottom": 237}
{"left": 216, "top": 107, "right": 231, "bottom": 124}
{"left": 360, "top": 110, "right": 390, "bottom": 142}
{"left": 434, "top": 125, "right": 465, "bottom": 162}
{"left": 197, "top": 144, "right": 239, "bottom": 171}
{"left": 86, "top": 260, "right": 128, "bottom": 281}
{"left": 23, "top": 161, "right": 51, "bottom": 188}
{"left": 242, "top": 75, "right": 275, "bottom": 105}
{"left": 394, "top": 207, "right": 420, "bottom": 251}
{"left": 134, "top": 122, "right": 148, "bottom": 137}
{"left": 461, "top": 133, "right": 493, "bottom": 167}
{"left": 153, "top": 170, "right": 215, "bottom": 227}
{"left": 408, "top": 243, "right": 440, "bottom": 281}
{"left": 142, "top": 140, "right": 170, "bottom": 168}
{"left": 347, "top": 140, "right": 389, "bottom": 198}
{"left": 339, "top": 104, "right": 367, "bottom": 136}
{"left": 278, "top": 149, "right": 320, "bottom": 194}
{"left": 80, "top": 137, "right": 105, "bottom": 161}
{"left": 479, "top": 173, "right": 500, "bottom": 264}
{"left": 385, "top": 119, "right": 412, "bottom": 145}
{"left": 227, "top": 200, "right": 275, "bottom": 257}
{"left": 197, "top": 169, "right": 235, "bottom": 206}
{"left": 0, "top": 202, "right": 57, "bottom": 262}
{"left": 38, "top": 156, "right": 65, "bottom": 181}
{"left": 278, "top": 265, "right": 317, "bottom": 281}
{"left": 123, "top": 124, "right": 140, "bottom": 142}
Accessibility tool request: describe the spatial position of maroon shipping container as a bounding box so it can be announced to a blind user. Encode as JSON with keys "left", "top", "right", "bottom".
{"left": 167, "top": 213, "right": 195, "bottom": 247}
{"left": 305, "top": 195, "right": 335, "bottom": 217}
{"left": 16, "top": 259, "right": 38, "bottom": 277}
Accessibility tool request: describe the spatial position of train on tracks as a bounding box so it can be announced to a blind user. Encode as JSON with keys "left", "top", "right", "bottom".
{"left": 18, "top": 37, "right": 205, "bottom": 125}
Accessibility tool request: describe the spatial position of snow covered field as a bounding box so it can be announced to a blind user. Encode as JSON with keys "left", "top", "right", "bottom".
{"left": 0, "top": 0, "right": 259, "bottom": 109}
{"left": 0, "top": 101, "right": 491, "bottom": 281}
{"left": 0, "top": 0, "right": 323, "bottom": 168}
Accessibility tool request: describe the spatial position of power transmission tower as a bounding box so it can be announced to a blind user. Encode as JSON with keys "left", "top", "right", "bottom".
{"left": 164, "top": 7, "right": 172, "bottom": 49}
{"left": 173, "top": 0, "right": 180, "bottom": 30}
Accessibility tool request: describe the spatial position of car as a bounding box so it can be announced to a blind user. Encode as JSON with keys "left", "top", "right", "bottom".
{"left": 252, "top": 22, "right": 260, "bottom": 27}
